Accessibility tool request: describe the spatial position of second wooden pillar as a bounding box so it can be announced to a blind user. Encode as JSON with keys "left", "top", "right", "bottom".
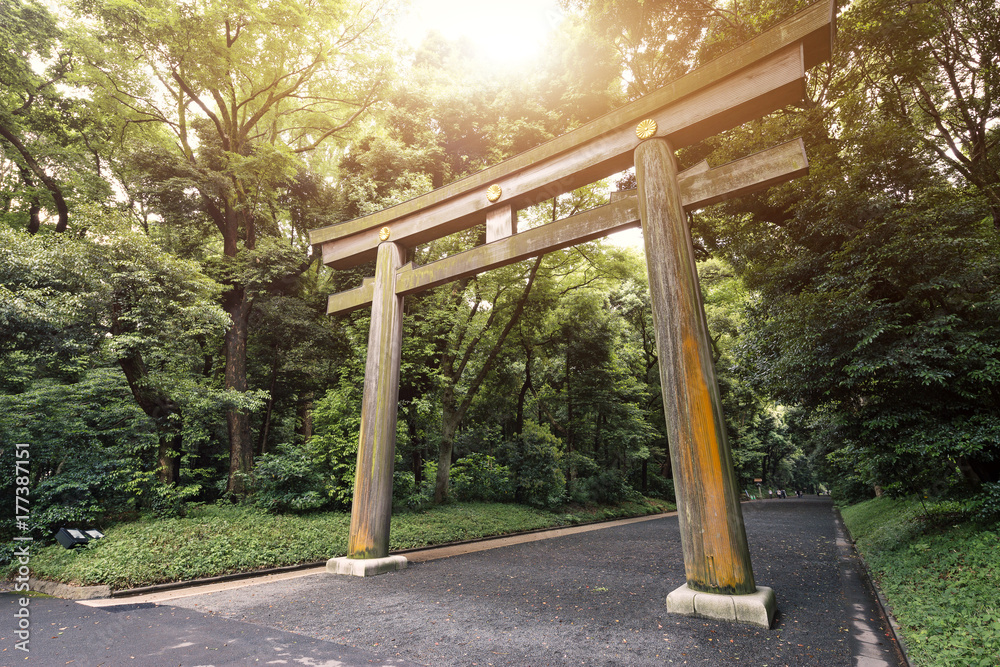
{"left": 635, "top": 137, "right": 756, "bottom": 596}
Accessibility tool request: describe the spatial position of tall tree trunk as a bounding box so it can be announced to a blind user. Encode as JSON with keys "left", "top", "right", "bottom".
{"left": 435, "top": 386, "right": 460, "bottom": 503}
{"left": 257, "top": 351, "right": 280, "bottom": 456}
{"left": 224, "top": 285, "right": 254, "bottom": 495}
{"left": 15, "top": 163, "right": 41, "bottom": 234}
{"left": 432, "top": 257, "right": 544, "bottom": 503}
{"left": 157, "top": 433, "right": 182, "bottom": 484}
{"left": 112, "top": 305, "right": 182, "bottom": 484}
{"left": 515, "top": 346, "right": 533, "bottom": 436}
{"left": 296, "top": 392, "right": 314, "bottom": 442}
{"left": 413, "top": 449, "right": 423, "bottom": 485}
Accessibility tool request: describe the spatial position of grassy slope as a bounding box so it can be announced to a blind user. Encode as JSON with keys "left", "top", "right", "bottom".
{"left": 17, "top": 498, "right": 672, "bottom": 590}
{"left": 840, "top": 497, "right": 1000, "bottom": 667}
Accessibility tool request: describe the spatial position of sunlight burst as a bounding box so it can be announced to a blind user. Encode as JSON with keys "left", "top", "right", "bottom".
{"left": 397, "top": 0, "right": 563, "bottom": 67}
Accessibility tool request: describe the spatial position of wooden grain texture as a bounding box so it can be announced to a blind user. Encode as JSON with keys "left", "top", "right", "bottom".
{"left": 310, "top": 0, "right": 834, "bottom": 268}
{"left": 347, "top": 241, "right": 405, "bottom": 560}
{"left": 676, "top": 138, "right": 807, "bottom": 208}
{"left": 486, "top": 205, "right": 516, "bottom": 243}
{"left": 636, "top": 138, "right": 756, "bottom": 595}
{"left": 325, "top": 140, "right": 809, "bottom": 314}
{"left": 326, "top": 276, "right": 374, "bottom": 317}
{"left": 399, "top": 198, "right": 640, "bottom": 296}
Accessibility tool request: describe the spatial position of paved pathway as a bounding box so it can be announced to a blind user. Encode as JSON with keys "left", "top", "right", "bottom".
{"left": 2, "top": 496, "right": 905, "bottom": 666}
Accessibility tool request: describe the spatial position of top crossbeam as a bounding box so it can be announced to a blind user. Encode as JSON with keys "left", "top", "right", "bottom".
{"left": 309, "top": 0, "right": 835, "bottom": 269}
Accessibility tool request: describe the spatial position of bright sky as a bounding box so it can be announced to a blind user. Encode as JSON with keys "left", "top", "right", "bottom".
{"left": 395, "top": 0, "right": 564, "bottom": 66}
{"left": 393, "top": 0, "right": 644, "bottom": 250}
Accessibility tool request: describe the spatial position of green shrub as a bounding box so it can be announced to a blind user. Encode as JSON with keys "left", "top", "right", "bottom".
{"left": 148, "top": 483, "right": 201, "bottom": 519}
{"left": 450, "top": 453, "right": 514, "bottom": 502}
{"left": 569, "top": 468, "right": 641, "bottom": 505}
{"left": 644, "top": 472, "right": 675, "bottom": 502}
{"left": 308, "top": 385, "right": 362, "bottom": 508}
{"left": 245, "top": 445, "right": 332, "bottom": 513}
{"left": 972, "top": 482, "right": 1000, "bottom": 527}
{"left": 502, "top": 421, "right": 566, "bottom": 509}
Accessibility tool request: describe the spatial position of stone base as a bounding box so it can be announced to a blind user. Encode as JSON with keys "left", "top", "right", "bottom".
{"left": 28, "top": 577, "right": 111, "bottom": 600}
{"left": 666, "top": 583, "right": 776, "bottom": 628}
{"left": 326, "top": 555, "right": 407, "bottom": 577}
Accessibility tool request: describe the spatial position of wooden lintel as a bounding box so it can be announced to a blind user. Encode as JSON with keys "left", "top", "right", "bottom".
{"left": 317, "top": 44, "right": 806, "bottom": 269}
{"left": 326, "top": 276, "right": 375, "bottom": 315}
{"left": 324, "top": 140, "right": 810, "bottom": 315}
{"left": 611, "top": 159, "right": 710, "bottom": 203}
{"left": 682, "top": 159, "right": 711, "bottom": 178}
{"left": 310, "top": 0, "right": 834, "bottom": 269}
{"left": 397, "top": 198, "right": 640, "bottom": 297}
{"left": 677, "top": 138, "right": 808, "bottom": 209}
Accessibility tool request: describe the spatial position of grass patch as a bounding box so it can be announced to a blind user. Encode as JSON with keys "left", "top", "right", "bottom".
{"left": 841, "top": 497, "right": 1000, "bottom": 667}
{"left": 12, "top": 498, "right": 673, "bottom": 590}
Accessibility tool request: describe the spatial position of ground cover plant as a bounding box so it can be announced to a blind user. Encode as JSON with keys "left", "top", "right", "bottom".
{"left": 841, "top": 496, "right": 1000, "bottom": 667}
{"left": 12, "top": 498, "right": 672, "bottom": 590}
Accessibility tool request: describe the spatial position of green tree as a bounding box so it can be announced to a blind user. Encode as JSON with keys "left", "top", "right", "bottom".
{"left": 1, "top": 210, "right": 228, "bottom": 490}
{"left": 1, "top": 0, "right": 110, "bottom": 233}
{"left": 684, "top": 0, "right": 1000, "bottom": 493}
{"left": 849, "top": 0, "right": 1000, "bottom": 227}
{"left": 331, "top": 29, "right": 623, "bottom": 503}
{"left": 78, "top": 0, "right": 393, "bottom": 493}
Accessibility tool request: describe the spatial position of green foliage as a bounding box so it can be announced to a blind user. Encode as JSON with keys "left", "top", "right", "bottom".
{"left": 569, "top": 466, "right": 640, "bottom": 506}
{"left": 971, "top": 482, "right": 1000, "bottom": 527}
{"left": 392, "top": 469, "right": 419, "bottom": 509}
{"left": 501, "top": 421, "right": 566, "bottom": 509}
{"left": 243, "top": 444, "right": 333, "bottom": 514}
{"left": 0, "top": 367, "right": 158, "bottom": 539}
{"left": 842, "top": 498, "right": 1000, "bottom": 667}
{"left": 449, "top": 453, "right": 514, "bottom": 503}
{"left": 0, "top": 0, "right": 112, "bottom": 233}
{"left": 307, "top": 384, "right": 363, "bottom": 508}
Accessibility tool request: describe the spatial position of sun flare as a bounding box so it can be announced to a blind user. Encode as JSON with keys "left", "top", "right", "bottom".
{"left": 396, "top": 0, "right": 563, "bottom": 67}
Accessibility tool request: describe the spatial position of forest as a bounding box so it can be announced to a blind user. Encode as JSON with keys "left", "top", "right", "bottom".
{"left": 2, "top": 0, "right": 999, "bottom": 547}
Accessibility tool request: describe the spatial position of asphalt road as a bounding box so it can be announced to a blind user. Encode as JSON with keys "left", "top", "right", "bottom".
{"left": 2, "top": 496, "right": 904, "bottom": 666}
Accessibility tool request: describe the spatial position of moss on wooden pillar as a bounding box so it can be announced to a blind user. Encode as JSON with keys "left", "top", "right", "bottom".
{"left": 635, "top": 137, "right": 756, "bottom": 596}
{"left": 348, "top": 240, "right": 405, "bottom": 559}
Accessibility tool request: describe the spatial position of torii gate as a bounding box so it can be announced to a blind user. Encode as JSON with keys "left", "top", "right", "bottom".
{"left": 309, "top": 0, "right": 834, "bottom": 628}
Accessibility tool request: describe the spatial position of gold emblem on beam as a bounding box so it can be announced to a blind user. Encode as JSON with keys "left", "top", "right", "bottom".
{"left": 636, "top": 119, "right": 658, "bottom": 140}
{"left": 379, "top": 227, "right": 391, "bottom": 241}
{"left": 486, "top": 184, "right": 503, "bottom": 203}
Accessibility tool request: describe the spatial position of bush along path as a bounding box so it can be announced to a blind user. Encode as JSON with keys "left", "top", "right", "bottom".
{"left": 7, "top": 499, "right": 673, "bottom": 592}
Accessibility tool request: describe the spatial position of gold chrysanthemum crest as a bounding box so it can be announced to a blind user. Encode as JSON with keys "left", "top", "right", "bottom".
{"left": 378, "top": 226, "right": 391, "bottom": 241}
{"left": 636, "top": 119, "right": 658, "bottom": 140}
{"left": 486, "top": 184, "right": 503, "bottom": 203}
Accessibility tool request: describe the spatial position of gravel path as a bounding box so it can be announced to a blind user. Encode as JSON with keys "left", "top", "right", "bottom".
{"left": 169, "top": 496, "right": 901, "bottom": 666}
{"left": 3, "top": 496, "right": 904, "bottom": 666}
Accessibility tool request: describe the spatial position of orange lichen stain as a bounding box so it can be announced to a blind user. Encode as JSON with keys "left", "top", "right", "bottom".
{"left": 680, "top": 331, "right": 746, "bottom": 592}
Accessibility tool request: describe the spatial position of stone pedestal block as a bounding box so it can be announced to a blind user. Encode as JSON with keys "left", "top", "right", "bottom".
{"left": 326, "top": 555, "right": 407, "bottom": 577}
{"left": 666, "top": 583, "right": 776, "bottom": 628}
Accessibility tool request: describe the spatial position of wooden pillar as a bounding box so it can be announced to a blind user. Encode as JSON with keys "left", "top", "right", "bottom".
{"left": 348, "top": 240, "right": 405, "bottom": 559}
{"left": 635, "top": 137, "right": 756, "bottom": 595}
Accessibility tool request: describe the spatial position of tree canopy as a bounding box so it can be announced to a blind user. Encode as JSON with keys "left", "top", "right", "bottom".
{"left": 2, "top": 0, "right": 998, "bottom": 543}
